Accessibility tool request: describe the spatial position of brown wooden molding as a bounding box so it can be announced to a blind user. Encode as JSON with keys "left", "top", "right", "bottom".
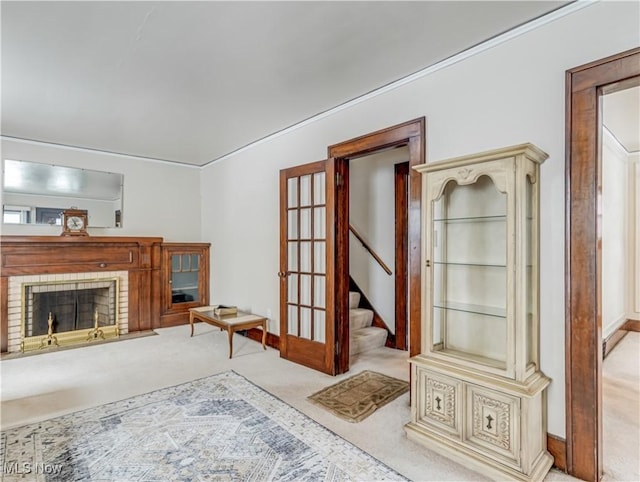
{"left": 1, "top": 276, "right": 8, "bottom": 353}
{"left": 394, "top": 161, "right": 409, "bottom": 351}
{"left": 243, "top": 328, "right": 280, "bottom": 350}
{"left": 565, "top": 47, "right": 640, "bottom": 482}
{"left": 622, "top": 319, "right": 640, "bottom": 332}
{"left": 603, "top": 326, "right": 629, "bottom": 358}
{"left": 547, "top": 434, "right": 567, "bottom": 472}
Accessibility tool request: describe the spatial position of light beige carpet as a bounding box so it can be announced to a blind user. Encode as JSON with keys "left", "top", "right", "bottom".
{"left": 308, "top": 370, "right": 409, "bottom": 423}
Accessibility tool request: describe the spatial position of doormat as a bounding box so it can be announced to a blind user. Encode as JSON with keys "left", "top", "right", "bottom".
{"left": 308, "top": 370, "right": 409, "bottom": 423}
{"left": 0, "top": 371, "right": 407, "bottom": 481}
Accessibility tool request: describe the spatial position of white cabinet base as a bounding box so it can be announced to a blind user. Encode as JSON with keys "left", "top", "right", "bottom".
{"left": 405, "top": 421, "right": 553, "bottom": 482}
{"left": 406, "top": 356, "right": 552, "bottom": 482}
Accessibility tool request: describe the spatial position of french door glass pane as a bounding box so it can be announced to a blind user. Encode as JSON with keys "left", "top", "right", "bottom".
{"left": 300, "top": 208, "right": 311, "bottom": 239}
{"left": 314, "top": 207, "right": 325, "bottom": 238}
{"left": 300, "top": 242, "right": 311, "bottom": 273}
{"left": 314, "top": 276, "right": 326, "bottom": 308}
{"left": 288, "top": 242, "right": 298, "bottom": 271}
{"left": 300, "top": 175, "right": 311, "bottom": 206}
{"left": 314, "top": 241, "right": 326, "bottom": 273}
{"left": 300, "top": 308, "right": 311, "bottom": 339}
{"left": 288, "top": 211, "right": 298, "bottom": 239}
{"left": 314, "top": 310, "right": 326, "bottom": 342}
{"left": 314, "top": 172, "right": 325, "bottom": 204}
{"left": 300, "top": 274, "right": 311, "bottom": 306}
{"left": 288, "top": 178, "right": 298, "bottom": 208}
{"left": 288, "top": 305, "right": 298, "bottom": 336}
{"left": 287, "top": 274, "right": 298, "bottom": 303}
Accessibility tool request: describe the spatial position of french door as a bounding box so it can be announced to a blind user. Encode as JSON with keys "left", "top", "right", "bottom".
{"left": 279, "top": 159, "right": 347, "bottom": 375}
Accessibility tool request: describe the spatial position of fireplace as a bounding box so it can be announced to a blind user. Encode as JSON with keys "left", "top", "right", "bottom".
{"left": 3, "top": 271, "right": 129, "bottom": 353}
{"left": 22, "top": 278, "right": 119, "bottom": 351}
{"left": 1, "top": 235, "right": 162, "bottom": 354}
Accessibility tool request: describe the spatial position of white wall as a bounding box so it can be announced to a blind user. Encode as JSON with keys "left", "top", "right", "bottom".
{"left": 630, "top": 153, "right": 640, "bottom": 320}
{"left": 349, "top": 147, "right": 409, "bottom": 333}
{"left": 200, "top": 2, "right": 640, "bottom": 437}
{"left": 602, "top": 131, "right": 630, "bottom": 338}
{"left": 0, "top": 139, "right": 202, "bottom": 241}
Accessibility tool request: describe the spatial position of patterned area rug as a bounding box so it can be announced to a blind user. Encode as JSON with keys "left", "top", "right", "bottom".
{"left": 308, "top": 370, "right": 409, "bottom": 423}
{"left": 0, "top": 371, "right": 407, "bottom": 481}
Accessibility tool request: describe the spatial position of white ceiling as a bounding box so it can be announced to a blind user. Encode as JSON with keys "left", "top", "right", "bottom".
{"left": 2, "top": 1, "right": 572, "bottom": 167}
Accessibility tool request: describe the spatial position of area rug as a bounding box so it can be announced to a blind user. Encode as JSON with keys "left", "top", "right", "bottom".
{"left": 308, "top": 370, "right": 409, "bottom": 423}
{"left": 0, "top": 371, "right": 407, "bottom": 481}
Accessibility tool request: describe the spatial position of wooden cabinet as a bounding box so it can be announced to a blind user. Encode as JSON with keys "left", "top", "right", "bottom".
{"left": 405, "top": 144, "right": 552, "bottom": 481}
{"left": 159, "top": 243, "right": 210, "bottom": 327}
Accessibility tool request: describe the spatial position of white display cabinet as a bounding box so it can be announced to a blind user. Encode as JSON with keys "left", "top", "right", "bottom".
{"left": 405, "top": 144, "right": 552, "bottom": 482}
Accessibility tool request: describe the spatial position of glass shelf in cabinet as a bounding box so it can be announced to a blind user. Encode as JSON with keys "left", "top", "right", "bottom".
{"left": 433, "top": 261, "right": 506, "bottom": 268}
{"left": 433, "top": 301, "right": 506, "bottom": 318}
{"left": 433, "top": 215, "right": 506, "bottom": 223}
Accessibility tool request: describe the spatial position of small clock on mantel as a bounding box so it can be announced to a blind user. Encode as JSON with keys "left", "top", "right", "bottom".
{"left": 61, "top": 209, "right": 89, "bottom": 236}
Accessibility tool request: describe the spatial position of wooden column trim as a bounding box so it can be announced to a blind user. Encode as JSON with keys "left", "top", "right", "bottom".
{"left": 395, "top": 162, "right": 409, "bottom": 350}
{"left": 1, "top": 276, "right": 8, "bottom": 353}
{"left": 565, "top": 47, "right": 640, "bottom": 482}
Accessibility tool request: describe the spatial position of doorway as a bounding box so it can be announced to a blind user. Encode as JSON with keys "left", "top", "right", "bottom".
{"left": 348, "top": 149, "right": 409, "bottom": 352}
{"left": 328, "top": 117, "right": 425, "bottom": 362}
{"left": 565, "top": 47, "right": 640, "bottom": 481}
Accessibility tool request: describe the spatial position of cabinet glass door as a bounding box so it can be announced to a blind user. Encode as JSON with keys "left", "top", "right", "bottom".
{"left": 171, "top": 253, "right": 200, "bottom": 304}
{"left": 431, "top": 175, "right": 507, "bottom": 369}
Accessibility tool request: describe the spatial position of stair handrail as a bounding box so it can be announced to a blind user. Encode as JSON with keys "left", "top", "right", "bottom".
{"left": 349, "top": 223, "right": 392, "bottom": 276}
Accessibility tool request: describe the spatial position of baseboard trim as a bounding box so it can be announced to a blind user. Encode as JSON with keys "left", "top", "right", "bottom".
{"left": 603, "top": 325, "right": 629, "bottom": 358}
{"left": 242, "top": 327, "right": 280, "bottom": 350}
{"left": 622, "top": 319, "right": 640, "bottom": 332}
{"left": 547, "top": 434, "right": 567, "bottom": 472}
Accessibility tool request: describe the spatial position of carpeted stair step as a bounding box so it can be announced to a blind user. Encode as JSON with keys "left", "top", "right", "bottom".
{"left": 350, "top": 326, "right": 388, "bottom": 355}
{"left": 349, "top": 308, "right": 374, "bottom": 330}
{"left": 349, "top": 291, "right": 361, "bottom": 309}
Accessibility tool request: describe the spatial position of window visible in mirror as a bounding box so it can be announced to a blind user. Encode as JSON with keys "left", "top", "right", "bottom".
{"left": 2, "top": 159, "right": 123, "bottom": 228}
{"left": 3, "top": 207, "right": 30, "bottom": 224}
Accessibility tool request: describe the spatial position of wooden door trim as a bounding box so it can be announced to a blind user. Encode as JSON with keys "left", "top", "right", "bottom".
{"left": 565, "top": 47, "right": 640, "bottom": 482}
{"left": 395, "top": 161, "right": 410, "bottom": 350}
{"left": 328, "top": 117, "right": 425, "bottom": 357}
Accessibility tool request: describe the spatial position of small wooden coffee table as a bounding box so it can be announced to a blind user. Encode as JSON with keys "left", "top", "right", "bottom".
{"left": 189, "top": 306, "right": 267, "bottom": 358}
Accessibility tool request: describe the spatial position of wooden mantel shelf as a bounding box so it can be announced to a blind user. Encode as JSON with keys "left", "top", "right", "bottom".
{"left": 0, "top": 235, "right": 165, "bottom": 352}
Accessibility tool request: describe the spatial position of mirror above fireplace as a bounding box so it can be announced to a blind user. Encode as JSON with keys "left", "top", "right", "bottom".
{"left": 2, "top": 159, "right": 123, "bottom": 228}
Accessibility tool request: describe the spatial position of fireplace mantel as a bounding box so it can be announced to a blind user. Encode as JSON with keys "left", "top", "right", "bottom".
{"left": 0, "top": 235, "right": 164, "bottom": 352}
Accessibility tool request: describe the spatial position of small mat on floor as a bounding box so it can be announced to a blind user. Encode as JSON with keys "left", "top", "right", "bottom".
{"left": 308, "top": 370, "right": 409, "bottom": 423}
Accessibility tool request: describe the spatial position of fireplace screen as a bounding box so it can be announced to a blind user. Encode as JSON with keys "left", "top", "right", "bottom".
{"left": 22, "top": 278, "right": 119, "bottom": 351}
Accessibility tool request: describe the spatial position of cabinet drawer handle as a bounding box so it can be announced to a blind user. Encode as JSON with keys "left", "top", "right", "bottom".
{"left": 486, "top": 414, "right": 494, "bottom": 430}
{"left": 99, "top": 263, "right": 107, "bottom": 268}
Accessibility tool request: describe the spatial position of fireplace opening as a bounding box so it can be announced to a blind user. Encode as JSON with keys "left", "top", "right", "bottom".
{"left": 22, "top": 278, "right": 119, "bottom": 351}
{"left": 31, "top": 287, "right": 111, "bottom": 335}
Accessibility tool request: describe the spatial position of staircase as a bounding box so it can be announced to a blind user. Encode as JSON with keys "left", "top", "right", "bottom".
{"left": 349, "top": 291, "right": 388, "bottom": 355}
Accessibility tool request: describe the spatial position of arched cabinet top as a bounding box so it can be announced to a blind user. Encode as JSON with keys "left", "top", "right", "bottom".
{"left": 415, "top": 143, "right": 547, "bottom": 202}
